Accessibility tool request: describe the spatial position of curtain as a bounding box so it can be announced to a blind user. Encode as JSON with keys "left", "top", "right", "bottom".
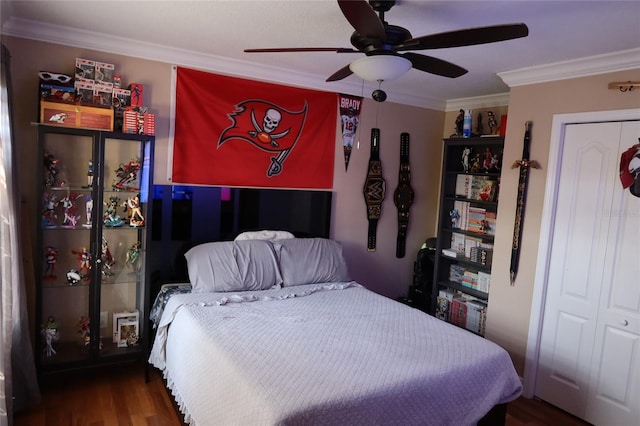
{"left": 0, "top": 43, "right": 40, "bottom": 426}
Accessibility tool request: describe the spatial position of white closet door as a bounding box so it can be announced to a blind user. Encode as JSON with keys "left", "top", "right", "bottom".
{"left": 584, "top": 120, "right": 640, "bottom": 425}
{"left": 535, "top": 121, "right": 640, "bottom": 425}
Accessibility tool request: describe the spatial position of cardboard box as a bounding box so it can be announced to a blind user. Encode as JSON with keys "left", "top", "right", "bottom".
{"left": 40, "top": 83, "right": 75, "bottom": 103}
{"left": 40, "top": 100, "right": 114, "bottom": 131}
{"left": 112, "top": 88, "right": 131, "bottom": 108}
{"left": 93, "top": 82, "right": 114, "bottom": 107}
{"left": 143, "top": 113, "right": 155, "bottom": 135}
{"left": 122, "top": 108, "right": 140, "bottom": 134}
{"left": 122, "top": 108, "right": 155, "bottom": 135}
{"left": 74, "top": 78, "right": 94, "bottom": 104}
{"left": 75, "top": 58, "right": 95, "bottom": 80}
{"left": 128, "top": 83, "right": 143, "bottom": 107}
{"left": 95, "top": 61, "right": 115, "bottom": 83}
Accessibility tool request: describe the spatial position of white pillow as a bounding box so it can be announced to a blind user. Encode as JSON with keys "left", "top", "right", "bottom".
{"left": 235, "top": 230, "right": 295, "bottom": 242}
{"left": 274, "top": 238, "right": 351, "bottom": 287}
{"left": 185, "top": 240, "right": 282, "bottom": 293}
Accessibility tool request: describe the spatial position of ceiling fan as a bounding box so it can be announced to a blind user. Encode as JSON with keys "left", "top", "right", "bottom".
{"left": 244, "top": 0, "right": 529, "bottom": 83}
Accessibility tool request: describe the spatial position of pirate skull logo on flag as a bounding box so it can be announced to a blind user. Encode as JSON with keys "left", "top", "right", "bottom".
{"left": 218, "top": 100, "right": 308, "bottom": 177}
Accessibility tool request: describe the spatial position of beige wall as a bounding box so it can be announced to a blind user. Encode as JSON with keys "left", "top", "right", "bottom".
{"left": 7, "top": 35, "right": 638, "bottom": 376}
{"left": 3, "top": 35, "right": 443, "bottom": 315}
{"left": 485, "top": 69, "right": 640, "bottom": 374}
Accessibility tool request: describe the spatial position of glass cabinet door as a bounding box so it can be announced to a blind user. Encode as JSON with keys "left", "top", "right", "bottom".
{"left": 99, "top": 136, "right": 151, "bottom": 357}
{"left": 38, "top": 130, "right": 97, "bottom": 367}
{"left": 37, "top": 126, "right": 153, "bottom": 372}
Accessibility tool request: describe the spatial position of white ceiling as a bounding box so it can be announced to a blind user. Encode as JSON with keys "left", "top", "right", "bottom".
{"left": 2, "top": 0, "right": 639, "bottom": 110}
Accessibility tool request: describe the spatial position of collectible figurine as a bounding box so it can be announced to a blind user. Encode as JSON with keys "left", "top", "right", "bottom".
{"left": 483, "top": 147, "right": 494, "bottom": 172}
{"left": 470, "top": 153, "right": 482, "bottom": 173}
{"left": 71, "top": 246, "right": 91, "bottom": 279}
{"left": 77, "top": 316, "right": 91, "bottom": 346}
{"left": 43, "top": 246, "right": 59, "bottom": 280}
{"left": 450, "top": 209, "right": 460, "bottom": 229}
{"left": 112, "top": 157, "right": 141, "bottom": 190}
{"left": 83, "top": 194, "right": 93, "bottom": 228}
{"left": 42, "top": 193, "right": 59, "bottom": 227}
{"left": 85, "top": 160, "right": 94, "bottom": 187}
{"left": 123, "top": 194, "right": 144, "bottom": 227}
{"left": 103, "top": 195, "right": 124, "bottom": 227}
{"left": 43, "top": 152, "right": 60, "bottom": 188}
{"left": 461, "top": 147, "right": 472, "bottom": 173}
{"left": 455, "top": 109, "right": 465, "bottom": 137}
{"left": 101, "top": 237, "right": 115, "bottom": 276}
{"left": 487, "top": 111, "right": 498, "bottom": 135}
{"left": 66, "top": 270, "right": 82, "bottom": 285}
{"left": 41, "top": 316, "right": 60, "bottom": 357}
{"left": 60, "top": 192, "right": 83, "bottom": 228}
{"left": 125, "top": 241, "right": 141, "bottom": 271}
{"left": 476, "top": 112, "right": 484, "bottom": 136}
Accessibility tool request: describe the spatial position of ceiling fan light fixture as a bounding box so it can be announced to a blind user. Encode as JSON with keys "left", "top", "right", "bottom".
{"left": 349, "top": 55, "right": 412, "bottom": 82}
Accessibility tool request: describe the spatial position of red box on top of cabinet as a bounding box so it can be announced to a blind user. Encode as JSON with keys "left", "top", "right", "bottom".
{"left": 40, "top": 100, "right": 114, "bottom": 131}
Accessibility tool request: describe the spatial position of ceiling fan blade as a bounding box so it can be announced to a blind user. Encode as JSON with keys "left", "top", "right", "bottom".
{"left": 398, "top": 23, "right": 529, "bottom": 50}
{"left": 326, "top": 64, "right": 354, "bottom": 82}
{"left": 338, "top": 0, "right": 386, "bottom": 40}
{"left": 402, "top": 52, "right": 467, "bottom": 78}
{"left": 245, "top": 47, "right": 358, "bottom": 53}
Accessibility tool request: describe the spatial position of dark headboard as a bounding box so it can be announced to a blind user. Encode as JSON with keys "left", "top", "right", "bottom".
{"left": 149, "top": 185, "right": 332, "bottom": 284}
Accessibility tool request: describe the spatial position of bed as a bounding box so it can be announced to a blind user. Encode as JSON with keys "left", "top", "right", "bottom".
{"left": 149, "top": 236, "right": 522, "bottom": 425}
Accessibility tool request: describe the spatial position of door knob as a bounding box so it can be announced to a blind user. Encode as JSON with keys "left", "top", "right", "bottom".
{"left": 621, "top": 319, "right": 629, "bottom": 326}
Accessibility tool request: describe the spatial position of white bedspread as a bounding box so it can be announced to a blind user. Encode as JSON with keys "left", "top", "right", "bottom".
{"left": 149, "top": 282, "right": 522, "bottom": 426}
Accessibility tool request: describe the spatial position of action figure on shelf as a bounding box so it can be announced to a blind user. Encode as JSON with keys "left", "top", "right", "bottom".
{"left": 85, "top": 160, "right": 94, "bottom": 187}
{"left": 101, "top": 237, "right": 115, "bottom": 276}
{"left": 487, "top": 111, "right": 498, "bottom": 135}
{"left": 67, "top": 269, "right": 82, "bottom": 285}
{"left": 483, "top": 147, "right": 494, "bottom": 172}
{"left": 455, "top": 109, "right": 465, "bottom": 137}
{"left": 72, "top": 246, "right": 91, "bottom": 279}
{"left": 470, "top": 153, "right": 482, "bottom": 173}
{"left": 41, "top": 316, "right": 60, "bottom": 357}
{"left": 43, "top": 152, "right": 61, "bottom": 188}
{"left": 42, "top": 193, "right": 59, "bottom": 228}
{"left": 476, "top": 112, "right": 484, "bottom": 136}
{"left": 43, "top": 246, "right": 59, "bottom": 280}
{"left": 461, "top": 147, "right": 472, "bottom": 173}
{"left": 60, "top": 192, "right": 83, "bottom": 228}
{"left": 125, "top": 241, "right": 141, "bottom": 271}
{"left": 112, "top": 157, "right": 141, "bottom": 190}
{"left": 83, "top": 194, "right": 93, "bottom": 228}
{"left": 450, "top": 209, "right": 460, "bottom": 229}
{"left": 123, "top": 194, "right": 144, "bottom": 227}
{"left": 103, "top": 195, "right": 124, "bottom": 227}
{"left": 77, "top": 316, "right": 91, "bottom": 346}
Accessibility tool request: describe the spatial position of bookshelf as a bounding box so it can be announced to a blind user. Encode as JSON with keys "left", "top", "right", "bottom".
{"left": 430, "top": 136, "right": 504, "bottom": 336}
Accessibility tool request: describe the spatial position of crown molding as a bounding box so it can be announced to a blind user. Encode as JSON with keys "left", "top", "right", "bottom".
{"left": 1, "top": 17, "right": 445, "bottom": 110}
{"left": 5, "top": 17, "right": 635, "bottom": 111}
{"left": 445, "top": 93, "right": 510, "bottom": 112}
{"left": 498, "top": 48, "right": 640, "bottom": 87}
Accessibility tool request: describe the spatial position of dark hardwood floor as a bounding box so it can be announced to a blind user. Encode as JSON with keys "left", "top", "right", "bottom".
{"left": 15, "top": 361, "right": 590, "bottom": 426}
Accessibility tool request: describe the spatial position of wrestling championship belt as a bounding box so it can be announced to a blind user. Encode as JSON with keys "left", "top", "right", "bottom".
{"left": 363, "top": 128, "right": 386, "bottom": 251}
{"left": 393, "top": 133, "right": 414, "bottom": 258}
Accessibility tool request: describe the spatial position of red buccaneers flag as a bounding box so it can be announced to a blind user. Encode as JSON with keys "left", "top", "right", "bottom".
{"left": 171, "top": 67, "right": 337, "bottom": 188}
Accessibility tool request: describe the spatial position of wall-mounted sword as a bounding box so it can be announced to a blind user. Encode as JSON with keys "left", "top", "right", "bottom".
{"left": 510, "top": 121, "right": 540, "bottom": 285}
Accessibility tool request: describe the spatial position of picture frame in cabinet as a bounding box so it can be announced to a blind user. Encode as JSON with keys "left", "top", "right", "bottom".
{"left": 117, "top": 319, "right": 139, "bottom": 348}
{"left": 113, "top": 310, "right": 139, "bottom": 343}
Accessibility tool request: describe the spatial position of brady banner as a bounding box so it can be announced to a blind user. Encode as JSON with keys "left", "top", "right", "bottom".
{"left": 338, "top": 93, "right": 362, "bottom": 171}
{"left": 170, "top": 67, "right": 337, "bottom": 188}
